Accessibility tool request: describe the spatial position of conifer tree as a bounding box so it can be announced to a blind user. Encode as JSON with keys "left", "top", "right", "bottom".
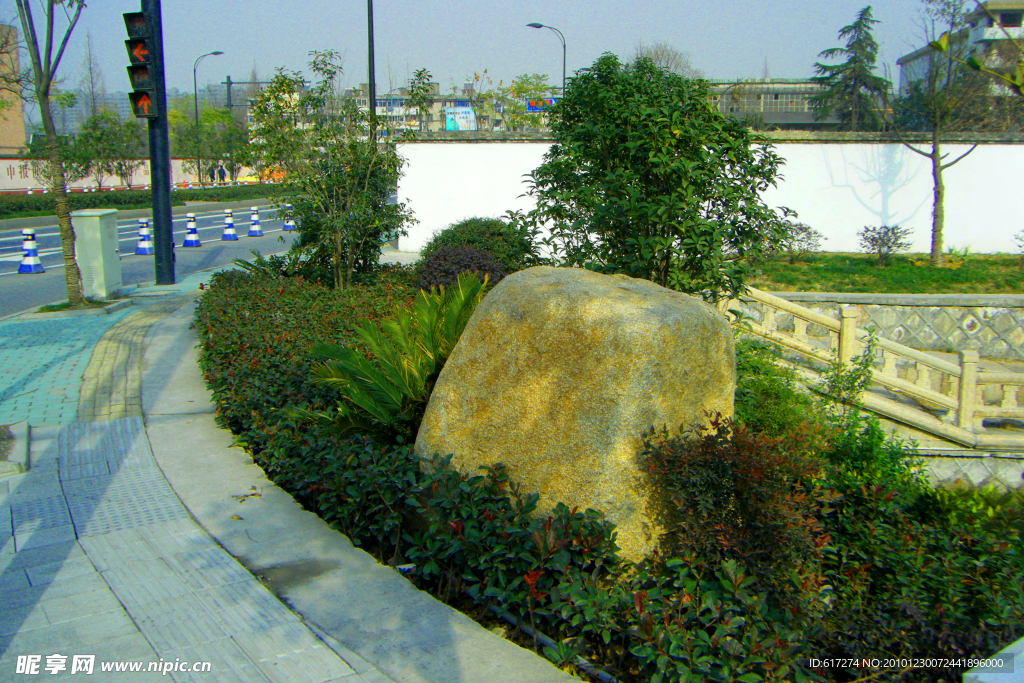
{"left": 809, "top": 6, "right": 891, "bottom": 131}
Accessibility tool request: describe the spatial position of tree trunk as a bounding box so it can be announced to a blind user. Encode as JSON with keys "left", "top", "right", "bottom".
{"left": 930, "top": 128, "right": 945, "bottom": 267}
{"left": 38, "top": 90, "right": 85, "bottom": 306}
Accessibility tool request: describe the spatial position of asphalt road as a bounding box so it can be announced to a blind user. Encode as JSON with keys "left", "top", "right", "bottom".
{"left": 0, "top": 205, "right": 299, "bottom": 318}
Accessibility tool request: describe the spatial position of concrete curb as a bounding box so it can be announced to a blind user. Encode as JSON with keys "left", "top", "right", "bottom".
{"left": 140, "top": 300, "right": 577, "bottom": 683}
{"left": 18, "top": 298, "right": 133, "bottom": 320}
{"left": 0, "top": 420, "right": 28, "bottom": 478}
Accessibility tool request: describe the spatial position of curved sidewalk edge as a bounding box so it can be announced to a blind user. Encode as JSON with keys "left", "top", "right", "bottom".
{"left": 140, "top": 299, "right": 576, "bottom": 683}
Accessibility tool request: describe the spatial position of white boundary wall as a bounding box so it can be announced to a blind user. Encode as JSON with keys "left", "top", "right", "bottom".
{"left": 396, "top": 141, "right": 1024, "bottom": 254}
{"left": 0, "top": 158, "right": 254, "bottom": 191}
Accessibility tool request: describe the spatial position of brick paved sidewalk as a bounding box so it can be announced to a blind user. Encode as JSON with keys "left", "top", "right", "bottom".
{"left": 0, "top": 418, "right": 374, "bottom": 682}
{"left": 0, "top": 275, "right": 392, "bottom": 682}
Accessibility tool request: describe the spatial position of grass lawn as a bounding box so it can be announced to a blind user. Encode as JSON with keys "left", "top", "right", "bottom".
{"left": 750, "top": 252, "right": 1024, "bottom": 294}
{"left": 35, "top": 299, "right": 112, "bottom": 313}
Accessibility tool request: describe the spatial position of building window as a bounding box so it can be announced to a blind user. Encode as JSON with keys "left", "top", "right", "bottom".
{"left": 1000, "top": 12, "right": 1022, "bottom": 26}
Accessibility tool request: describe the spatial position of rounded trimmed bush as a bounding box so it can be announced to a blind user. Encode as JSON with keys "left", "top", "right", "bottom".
{"left": 420, "top": 217, "right": 533, "bottom": 273}
{"left": 414, "top": 245, "right": 505, "bottom": 292}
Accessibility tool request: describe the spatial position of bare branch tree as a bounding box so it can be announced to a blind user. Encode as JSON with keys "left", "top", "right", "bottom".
{"left": 0, "top": 23, "right": 31, "bottom": 108}
{"left": 883, "top": 0, "right": 995, "bottom": 266}
{"left": 78, "top": 30, "right": 104, "bottom": 117}
{"left": 632, "top": 40, "right": 704, "bottom": 78}
{"left": 15, "top": 0, "right": 87, "bottom": 306}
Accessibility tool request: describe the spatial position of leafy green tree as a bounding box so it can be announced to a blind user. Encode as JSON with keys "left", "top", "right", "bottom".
{"left": 169, "top": 100, "right": 246, "bottom": 182}
{"left": 452, "top": 70, "right": 498, "bottom": 130}
{"left": 493, "top": 73, "right": 555, "bottom": 131}
{"left": 240, "top": 71, "right": 304, "bottom": 180}
{"left": 809, "top": 6, "right": 891, "bottom": 131}
{"left": 521, "top": 53, "right": 792, "bottom": 300}
{"left": 407, "top": 67, "right": 433, "bottom": 132}
{"left": 246, "top": 51, "right": 414, "bottom": 288}
{"left": 26, "top": 124, "right": 91, "bottom": 187}
{"left": 78, "top": 112, "right": 146, "bottom": 188}
{"left": 15, "top": 0, "right": 87, "bottom": 306}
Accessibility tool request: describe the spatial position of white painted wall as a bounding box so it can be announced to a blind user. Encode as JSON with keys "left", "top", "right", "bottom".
{"left": 0, "top": 158, "right": 255, "bottom": 191}
{"left": 396, "top": 141, "right": 1024, "bottom": 254}
{"left": 396, "top": 143, "right": 549, "bottom": 252}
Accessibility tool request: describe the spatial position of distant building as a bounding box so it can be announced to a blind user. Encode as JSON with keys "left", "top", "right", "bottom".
{"left": 0, "top": 24, "right": 26, "bottom": 155}
{"left": 348, "top": 82, "right": 531, "bottom": 132}
{"left": 46, "top": 91, "right": 134, "bottom": 135}
{"left": 707, "top": 79, "right": 840, "bottom": 130}
{"left": 897, "top": 0, "right": 1024, "bottom": 94}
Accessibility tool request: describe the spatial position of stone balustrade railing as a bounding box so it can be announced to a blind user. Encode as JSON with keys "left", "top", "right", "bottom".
{"left": 730, "top": 287, "right": 1024, "bottom": 450}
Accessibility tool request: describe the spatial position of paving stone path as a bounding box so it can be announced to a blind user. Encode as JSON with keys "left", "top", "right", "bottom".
{"left": 1, "top": 417, "right": 372, "bottom": 682}
{"left": 0, "top": 311, "right": 134, "bottom": 427}
{"left": 77, "top": 296, "right": 194, "bottom": 422}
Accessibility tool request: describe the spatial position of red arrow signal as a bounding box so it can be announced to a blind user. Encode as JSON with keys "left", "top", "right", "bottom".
{"left": 125, "top": 39, "right": 151, "bottom": 65}
{"left": 129, "top": 91, "right": 157, "bottom": 118}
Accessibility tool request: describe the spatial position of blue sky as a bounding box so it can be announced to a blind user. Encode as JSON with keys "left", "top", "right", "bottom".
{"left": 2, "top": 0, "right": 925, "bottom": 95}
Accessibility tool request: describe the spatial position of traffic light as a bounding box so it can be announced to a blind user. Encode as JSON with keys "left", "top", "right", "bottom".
{"left": 123, "top": 12, "right": 157, "bottom": 118}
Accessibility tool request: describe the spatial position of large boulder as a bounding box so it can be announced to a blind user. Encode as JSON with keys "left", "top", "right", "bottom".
{"left": 414, "top": 266, "right": 735, "bottom": 561}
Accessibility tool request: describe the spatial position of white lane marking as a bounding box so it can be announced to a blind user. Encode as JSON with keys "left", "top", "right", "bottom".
{"left": 0, "top": 204, "right": 282, "bottom": 243}
{"left": 0, "top": 228, "right": 289, "bottom": 273}
{"left": 0, "top": 220, "right": 284, "bottom": 256}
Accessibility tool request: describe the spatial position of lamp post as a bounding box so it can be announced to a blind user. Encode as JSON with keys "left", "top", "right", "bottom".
{"left": 193, "top": 50, "right": 223, "bottom": 186}
{"left": 526, "top": 23, "right": 565, "bottom": 96}
{"left": 367, "top": 0, "right": 377, "bottom": 141}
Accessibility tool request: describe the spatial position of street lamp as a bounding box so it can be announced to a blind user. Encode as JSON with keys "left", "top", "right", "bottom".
{"left": 527, "top": 23, "right": 565, "bottom": 96}
{"left": 193, "top": 50, "right": 224, "bottom": 186}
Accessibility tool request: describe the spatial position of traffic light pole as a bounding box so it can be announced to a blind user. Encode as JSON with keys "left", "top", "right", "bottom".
{"left": 141, "top": 0, "right": 174, "bottom": 285}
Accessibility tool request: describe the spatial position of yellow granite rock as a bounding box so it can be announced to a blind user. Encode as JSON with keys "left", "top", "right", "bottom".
{"left": 414, "top": 266, "right": 735, "bottom": 561}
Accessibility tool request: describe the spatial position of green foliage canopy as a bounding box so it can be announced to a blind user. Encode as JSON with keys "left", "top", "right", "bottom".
{"left": 522, "top": 53, "right": 791, "bottom": 299}
{"left": 809, "top": 6, "right": 891, "bottom": 131}
{"left": 245, "top": 51, "right": 415, "bottom": 288}
{"left": 76, "top": 111, "right": 146, "bottom": 188}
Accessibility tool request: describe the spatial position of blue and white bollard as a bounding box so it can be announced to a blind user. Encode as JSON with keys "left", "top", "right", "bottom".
{"left": 247, "top": 207, "right": 263, "bottom": 237}
{"left": 134, "top": 219, "right": 155, "bottom": 255}
{"left": 18, "top": 229, "right": 45, "bottom": 274}
{"left": 282, "top": 203, "right": 296, "bottom": 231}
{"left": 221, "top": 209, "right": 238, "bottom": 240}
{"left": 183, "top": 213, "right": 202, "bottom": 247}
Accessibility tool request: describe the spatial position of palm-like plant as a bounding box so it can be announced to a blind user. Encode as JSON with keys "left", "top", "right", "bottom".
{"left": 291, "top": 271, "right": 488, "bottom": 442}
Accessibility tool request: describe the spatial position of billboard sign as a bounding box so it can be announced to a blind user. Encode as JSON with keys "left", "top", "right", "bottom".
{"left": 444, "top": 107, "right": 477, "bottom": 131}
{"left": 526, "top": 98, "right": 557, "bottom": 112}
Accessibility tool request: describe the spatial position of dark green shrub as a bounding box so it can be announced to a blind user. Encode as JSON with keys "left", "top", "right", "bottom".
{"left": 413, "top": 245, "right": 505, "bottom": 292}
{"left": 403, "top": 456, "right": 620, "bottom": 608}
{"left": 521, "top": 53, "right": 791, "bottom": 298}
{"left": 817, "top": 479, "right": 1024, "bottom": 682}
{"left": 643, "top": 415, "right": 835, "bottom": 617}
{"left": 193, "top": 269, "right": 414, "bottom": 453}
{"left": 734, "top": 336, "right": 828, "bottom": 438}
{"left": 628, "top": 557, "right": 818, "bottom": 683}
{"left": 0, "top": 183, "right": 289, "bottom": 219}
{"left": 420, "top": 216, "right": 536, "bottom": 273}
{"left": 294, "top": 271, "right": 487, "bottom": 443}
{"left": 822, "top": 412, "right": 925, "bottom": 493}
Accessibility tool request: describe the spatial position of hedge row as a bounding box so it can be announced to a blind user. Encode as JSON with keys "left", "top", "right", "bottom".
{"left": 0, "top": 183, "right": 290, "bottom": 220}
{"left": 193, "top": 266, "right": 1024, "bottom": 682}
{"left": 193, "top": 268, "right": 414, "bottom": 453}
